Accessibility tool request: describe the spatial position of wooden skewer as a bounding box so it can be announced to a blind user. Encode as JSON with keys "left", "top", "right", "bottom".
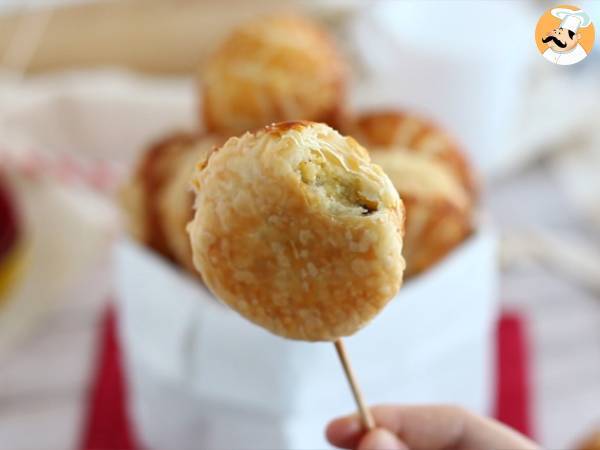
{"left": 334, "top": 338, "right": 375, "bottom": 431}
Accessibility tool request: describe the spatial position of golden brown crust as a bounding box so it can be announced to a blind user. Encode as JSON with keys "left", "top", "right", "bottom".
{"left": 120, "top": 131, "right": 222, "bottom": 275}
{"left": 201, "top": 15, "right": 347, "bottom": 135}
{"left": 401, "top": 195, "right": 472, "bottom": 277}
{"left": 158, "top": 148, "right": 210, "bottom": 273}
{"left": 188, "top": 121, "right": 405, "bottom": 341}
{"left": 140, "top": 132, "right": 201, "bottom": 260}
{"left": 345, "top": 111, "right": 477, "bottom": 277}
{"left": 344, "top": 111, "right": 477, "bottom": 200}
{"left": 368, "top": 150, "right": 473, "bottom": 277}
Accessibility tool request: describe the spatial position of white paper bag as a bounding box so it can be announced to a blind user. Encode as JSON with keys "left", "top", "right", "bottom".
{"left": 116, "top": 229, "right": 498, "bottom": 450}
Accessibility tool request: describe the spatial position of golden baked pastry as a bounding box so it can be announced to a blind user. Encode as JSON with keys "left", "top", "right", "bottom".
{"left": 201, "top": 15, "right": 346, "bottom": 135}
{"left": 345, "top": 111, "right": 477, "bottom": 199}
{"left": 120, "top": 131, "right": 220, "bottom": 274}
{"left": 188, "top": 121, "right": 405, "bottom": 341}
{"left": 345, "top": 111, "right": 476, "bottom": 277}
{"left": 370, "top": 151, "right": 472, "bottom": 277}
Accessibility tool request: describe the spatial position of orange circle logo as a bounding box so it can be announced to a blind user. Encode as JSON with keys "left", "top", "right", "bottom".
{"left": 535, "top": 5, "right": 595, "bottom": 65}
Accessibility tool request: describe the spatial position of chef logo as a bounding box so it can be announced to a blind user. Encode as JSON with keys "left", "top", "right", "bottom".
{"left": 535, "top": 5, "right": 595, "bottom": 65}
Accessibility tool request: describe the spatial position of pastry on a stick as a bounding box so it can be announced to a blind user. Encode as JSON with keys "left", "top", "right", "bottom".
{"left": 188, "top": 121, "right": 405, "bottom": 341}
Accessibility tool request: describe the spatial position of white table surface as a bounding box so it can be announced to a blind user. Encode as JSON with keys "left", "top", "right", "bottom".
{"left": 1, "top": 164, "right": 599, "bottom": 450}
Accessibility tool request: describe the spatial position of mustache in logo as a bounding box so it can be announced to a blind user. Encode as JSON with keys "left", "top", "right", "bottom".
{"left": 542, "top": 35, "right": 567, "bottom": 48}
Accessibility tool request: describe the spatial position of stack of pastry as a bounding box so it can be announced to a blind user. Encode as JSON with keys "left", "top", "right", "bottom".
{"left": 121, "top": 14, "right": 477, "bottom": 280}
{"left": 343, "top": 111, "right": 477, "bottom": 277}
{"left": 121, "top": 15, "right": 348, "bottom": 278}
{"left": 120, "top": 132, "right": 221, "bottom": 275}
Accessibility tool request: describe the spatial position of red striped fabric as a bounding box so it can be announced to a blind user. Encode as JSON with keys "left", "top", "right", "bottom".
{"left": 493, "top": 311, "right": 535, "bottom": 439}
{"left": 80, "top": 307, "right": 139, "bottom": 450}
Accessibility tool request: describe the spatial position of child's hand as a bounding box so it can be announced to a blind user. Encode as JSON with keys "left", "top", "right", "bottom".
{"left": 326, "top": 405, "right": 539, "bottom": 450}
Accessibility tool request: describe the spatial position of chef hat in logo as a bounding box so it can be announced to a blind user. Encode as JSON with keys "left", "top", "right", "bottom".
{"left": 551, "top": 8, "right": 592, "bottom": 33}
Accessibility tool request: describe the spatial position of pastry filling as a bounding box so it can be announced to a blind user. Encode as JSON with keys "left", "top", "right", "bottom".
{"left": 298, "top": 152, "right": 379, "bottom": 216}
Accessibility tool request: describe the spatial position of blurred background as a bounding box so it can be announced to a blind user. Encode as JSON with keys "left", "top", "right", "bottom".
{"left": 0, "top": 1, "right": 599, "bottom": 449}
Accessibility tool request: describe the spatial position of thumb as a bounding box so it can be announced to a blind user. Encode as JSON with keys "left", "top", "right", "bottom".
{"left": 357, "top": 428, "right": 408, "bottom": 450}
